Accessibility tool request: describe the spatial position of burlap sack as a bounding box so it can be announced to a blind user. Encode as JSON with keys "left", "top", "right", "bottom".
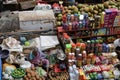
{"left": 0, "top": 12, "right": 19, "bottom": 33}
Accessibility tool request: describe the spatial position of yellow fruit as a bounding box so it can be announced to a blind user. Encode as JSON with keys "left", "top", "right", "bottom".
{"left": 68, "top": 6, "right": 72, "bottom": 9}
{"left": 89, "top": 6, "right": 94, "bottom": 12}
{"left": 77, "top": 4, "right": 83, "bottom": 8}
{"left": 58, "top": 14, "right": 62, "bottom": 17}
{"left": 88, "top": 12, "right": 92, "bottom": 17}
{"left": 56, "top": 21, "right": 61, "bottom": 26}
{"left": 94, "top": 10, "right": 98, "bottom": 14}
{"left": 104, "top": 1, "right": 109, "bottom": 8}
{"left": 84, "top": 7, "right": 89, "bottom": 12}
{"left": 98, "top": 9, "right": 102, "bottom": 13}
{"left": 57, "top": 17, "right": 62, "bottom": 21}
{"left": 94, "top": 5, "right": 98, "bottom": 10}
{"left": 64, "top": 6, "right": 68, "bottom": 10}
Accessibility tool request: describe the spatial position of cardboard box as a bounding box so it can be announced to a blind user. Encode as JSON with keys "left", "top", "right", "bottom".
{"left": 113, "top": 10, "right": 120, "bottom": 27}
{"left": 104, "top": 9, "right": 111, "bottom": 27}
{"left": 104, "top": 9, "right": 119, "bottom": 27}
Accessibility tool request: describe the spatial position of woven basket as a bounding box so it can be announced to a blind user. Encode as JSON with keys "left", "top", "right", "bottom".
{"left": 48, "top": 70, "right": 69, "bottom": 80}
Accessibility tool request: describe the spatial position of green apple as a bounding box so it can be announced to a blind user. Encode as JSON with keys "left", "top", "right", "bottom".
{"left": 25, "top": 41, "right": 30, "bottom": 46}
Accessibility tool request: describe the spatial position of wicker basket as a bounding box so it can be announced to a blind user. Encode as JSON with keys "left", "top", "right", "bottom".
{"left": 48, "top": 70, "right": 69, "bottom": 80}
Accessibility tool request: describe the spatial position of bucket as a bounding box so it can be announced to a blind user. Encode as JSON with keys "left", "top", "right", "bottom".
{"left": 0, "top": 46, "right": 9, "bottom": 59}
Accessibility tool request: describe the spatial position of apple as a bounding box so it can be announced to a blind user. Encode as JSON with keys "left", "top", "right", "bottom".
{"left": 25, "top": 41, "right": 30, "bottom": 46}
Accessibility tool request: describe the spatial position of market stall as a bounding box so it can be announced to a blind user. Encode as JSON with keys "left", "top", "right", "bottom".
{"left": 0, "top": 0, "right": 120, "bottom": 80}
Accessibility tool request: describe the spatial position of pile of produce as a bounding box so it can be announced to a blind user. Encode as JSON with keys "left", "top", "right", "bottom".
{"left": 24, "top": 67, "right": 45, "bottom": 80}
{"left": 11, "top": 68, "right": 25, "bottom": 79}
{"left": 48, "top": 70, "right": 69, "bottom": 80}
{"left": 56, "top": 0, "right": 120, "bottom": 26}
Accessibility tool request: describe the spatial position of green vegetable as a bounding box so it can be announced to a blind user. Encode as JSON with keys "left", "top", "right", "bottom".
{"left": 11, "top": 68, "right": 26, "bottom": 79}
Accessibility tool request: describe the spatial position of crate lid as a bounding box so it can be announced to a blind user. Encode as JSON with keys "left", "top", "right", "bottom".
{"left": 19, "top": 10, "right": 55, "bottom": 21}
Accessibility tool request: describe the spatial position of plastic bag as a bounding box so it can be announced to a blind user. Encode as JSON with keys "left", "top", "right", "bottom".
{"left": 28, "top": 49, "right": 49, "bottom": 67}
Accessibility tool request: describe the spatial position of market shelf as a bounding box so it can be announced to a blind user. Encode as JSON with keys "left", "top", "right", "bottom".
{"left": 91, "top": 26, "right": 120, "bottom": 30}
{"left": 71, "top": 33, "right": 120, "bottom": 39}
{"left": 57, "top": 26, "right": 120, "bottom": 33}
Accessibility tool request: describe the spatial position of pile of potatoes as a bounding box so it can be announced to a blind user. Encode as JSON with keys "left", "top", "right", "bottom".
{"left": 24, "top": 67, "right": 45, "bottom": 80}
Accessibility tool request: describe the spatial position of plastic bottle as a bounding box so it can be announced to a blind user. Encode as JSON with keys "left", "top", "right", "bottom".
{"left": 82, "top": 50, "right": 87, "bottom": 65}
{"left": 67, "top": 13, "right": 71, "bottom": 23}
{"left": 100, "top": 12, "right": 105, "bottom": 27}
{"left": 73, "top": 65, "right": 79, "bottom": 80}
{"left": 62, "top": 22, "right": 68, "bottom": 31}
{"left": 62, "top": 14, "right": 67, "bottom": 23}
{"left": 68, "top": 60, "right": 73, "bottom": 66}
{"left": 91, "top": 55, "right": 96, "bottom": 64}
{"left": 94, "top": 15, "right": 101, "bottom": 27}
{"left": 97, "top": 73, "right": 103, "bottom": 80}
{"left": 86, "top": 40, "right": 91, "bottom": 53}
{"left": 71, "top": 43, "right": 76, "bottom": 53}
{"left": 95, "top": 40, "right": 99, "bottom": 55}
{"left": 84, "top": 13, "right": 89, "bottom": 28}
{"left": 113, "top": 68, "right": 120, "bottom": 79}
{"left": 98, "top": 41, "right": 102, "bottom": 55}
{"left": 78, "top": 12, "right": 80, "bottom": 17}
{"left": 71, "top": 53, "right": 75, "bottom": 60}
{"left": 86, "top": 56, "right": 91, "bottom": 65}
{"left": 81, "top": 43, "right": 86, "bottom": 52}
{"left": 68, "top": 23, "right": 72, "bottom": 31}
{"left": 82, "top": 51, "right": 87, "bottom": 59}
{"left": 62, "top": 33, "right": 67, "bottom": 41}
{"left": 74, "top": 13, "right": 79, "bottom": 22}
{"left": 106, "top": 44, "right": 110, "bottom": 53}
{"left": 91, "top": 40, "right": 95, "bottom": 53}
{"left": 70, "top": 14, "right": 74, "bottom": 22}
{"left": 64, "top": 35, "right": 70, "bottom": 44}
{"left": 65, "top": 44, "right": 72, "bottom": 54}
{"left": 79, "top": 21, "right": 83, "bottom": 29}
{"left": 79, "top": 15, "right": 84, "bottom": 28}
{"left": 77, "top": 54, "right": 82, "bottom": 67}
{"left": 93, "top": 72, "right": 98, "bottom": 80}
{"left": 68, "top": 53, "right": 72, "bottom": 60}
{"left": 102, "top": 43, "right": 107, "bottom": 52}
{"left": 76, "top": 42, "right": 81, "bottom": 55}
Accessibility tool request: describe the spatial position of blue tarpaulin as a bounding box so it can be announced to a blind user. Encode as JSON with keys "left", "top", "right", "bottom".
{"left": 0, "top": 58, "right": 2, "bottom": 80}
